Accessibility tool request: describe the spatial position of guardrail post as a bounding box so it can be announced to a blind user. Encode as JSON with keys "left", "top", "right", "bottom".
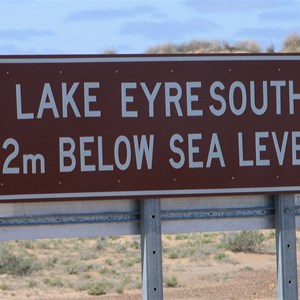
{"left": 140, "top": 198, "right": 163, "bottom": 300}
{"left": 275, "top": 194, "right": 298, "bottom": 300}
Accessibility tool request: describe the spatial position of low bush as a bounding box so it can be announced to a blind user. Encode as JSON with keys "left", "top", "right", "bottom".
{"left": 0, "top": 246, "right": 41, "bottom": 276}
{"left": 87, "top": 282, "right": 106, "bottom": 296}
{"left": 44, "top": 278, "right": 64, "bottom": 288}
{"left": 164, "top": 276, "right": 178, "bottom": 288}
{"left": 222, "top": 231, "right": 265, "bottom": 253}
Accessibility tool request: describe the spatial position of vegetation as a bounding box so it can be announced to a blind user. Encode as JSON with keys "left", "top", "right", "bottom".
{"left": 145, "top": 39, "right": 262, "bottom": 54}
{"left": 87, "top": 282, "right": 107, "bottom": 296}
{"left": 164, "top": 276, "right": 179, "bottom": 288}
{"left": 146, "top": 34, "right": 300, "bottom": 54}
{"left": 0, "top": 245, "right": 41, "bottom": 276}
{"left": 103, "top": 33, "right": 300, "bottom": 54}
{"left": 281, "top": 33, "right": 300, "bottom": 52}
{"left": 221, "top": 231, "right": 265, "bottom": 253}
{"left": 0, "top": 230, "right": 277, "bottom": 298}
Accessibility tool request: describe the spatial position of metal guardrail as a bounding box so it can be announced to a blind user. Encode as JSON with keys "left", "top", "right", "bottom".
{"left": 0, "top": 195, "right": 295, "bottom": 238}
{"left": 0, "top": 196, "right": 298, "bottom": 299}
{"left": 0, "top": 212, "right": 140, "bottom": 226}
{"left": 0, "top": 205, "right": 284, "bottom": 226}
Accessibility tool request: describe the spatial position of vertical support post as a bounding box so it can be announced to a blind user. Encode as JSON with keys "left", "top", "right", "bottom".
{"left": 140, "top": 198, "right": 163, "bottom": 300}
{"left": 275, "top": 194, "right": 298, "bottom": 300}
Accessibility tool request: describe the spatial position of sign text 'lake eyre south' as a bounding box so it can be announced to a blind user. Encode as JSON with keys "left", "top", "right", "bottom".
{"left": 1, "top": 54, "right": 300, "bottom": 201}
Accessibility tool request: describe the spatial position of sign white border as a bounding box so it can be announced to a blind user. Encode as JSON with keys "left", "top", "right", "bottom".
{"left": 1, "top": 54, "right": 300, "bottom": 64}
{"left": 0, "top": 186, "right": 299, "bottom": 201}
{"left": 1, "top": 54, "right": 300, "bottom": 201}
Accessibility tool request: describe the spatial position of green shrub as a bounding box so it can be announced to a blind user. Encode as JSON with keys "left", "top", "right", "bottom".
{"left": 61, "top": 258, "right": 76, "bottom": 265}
{"left": 87, "top": 282, "right": 106, "bottom": 296}
{"left": 27, "top": 279, "right": 37, "bottom": 288}
{"left": 79, "top": 248, "right": 98, "bottom": 261}
{"left": 119, "top": 259, "right": 135, "bottom": 268}
{"left": 44, "top": 278, "right": 64, "bottom": 287}
{"left": 222, "top": 231, "right": 265, "bottom": 253}
{"left": 99, "top": 267, "right": 117, "bottom": 275}
{"left": 105, "top": 259, "right": 113, "bottom": 266}
{"left": 66, "top": 264, "right": 79, "bottom": 275}
{"left": 214, "top": 253, "right": 227, "bottom": 260}
{"left": 168, "top": 251, "right": 178, "bottom": 259}
{"left": 37, "top": 241, "right": 51, "bottom": 250}
{"left": 175, "top": 234, "right": 189, "bottom": 240}
{"left": 116, "top": 285, "right": 124, "bottom": 294}
{"left": 21, "top": 241, "right": 34, "bottom": 250}
{"left": 0, "top": 283, "right": 10, "bottom": 290}
{"left": 84, "top": 264, "right": 94, "bottom": 272}
{"left": 94, "top": 237, "right": 108, "bottom": 250}
{"left": 0, "top": 246, "right": 41, "bottom": 276}
{"left": 164, "top": 276, "right": 178, "bottom": 288}
{"left": 45, "top": 257, "right": 58, "bottom": 269}
{"left": 241, "top": 266, "right": 254, "bottom": 271}
{"left": 129, "top": 239, "right": 140, "bottom": 250}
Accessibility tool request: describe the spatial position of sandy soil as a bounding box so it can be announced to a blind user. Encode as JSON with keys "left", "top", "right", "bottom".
{"left": 97, "top": 253, "right": 279, "bottom": 300}
{"left": 21, "top": 252, "right": 281, "bottom": 300}
{"left": 0, "top": 233, "right": 297, "bottom": 300}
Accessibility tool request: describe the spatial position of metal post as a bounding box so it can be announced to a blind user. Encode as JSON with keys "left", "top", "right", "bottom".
{"left": 275, "top": 194, "right": 298, "bottom": 300}
{"left": 140, "top": 198, "right": 163, "bottom": 300}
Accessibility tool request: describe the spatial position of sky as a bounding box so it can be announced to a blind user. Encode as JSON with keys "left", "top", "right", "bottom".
{"left": 1, "top": 0, "right": 300, "bottom": 55}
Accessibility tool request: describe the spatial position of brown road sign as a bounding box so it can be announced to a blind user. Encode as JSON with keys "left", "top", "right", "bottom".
{"left": 1, "top": 54, "right": 300, "bottom": 201}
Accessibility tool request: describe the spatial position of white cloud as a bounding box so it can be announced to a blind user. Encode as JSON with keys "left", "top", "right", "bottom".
{"left": 184, "top": 0, "right": 294, "bottom": 12}
{"left": 121, "top": 18, "right": 220, "bottom": 41}
{"left": 0, "top": 29, "right": 56, "bottom": 41}
{"left": 65, "top": 5, "right": 164, "bottom": 22}
{"left": 259, "top": 9, "right": 300, "bottom": 23}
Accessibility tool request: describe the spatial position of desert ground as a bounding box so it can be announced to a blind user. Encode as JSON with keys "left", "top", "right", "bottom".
{"left": 0, "top": 230, "right": 296, "bottom": 299}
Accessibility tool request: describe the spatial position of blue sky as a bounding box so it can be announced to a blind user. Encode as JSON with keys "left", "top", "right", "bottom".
{"left": 0, "top": 0, "right": 300, "bottom": 54}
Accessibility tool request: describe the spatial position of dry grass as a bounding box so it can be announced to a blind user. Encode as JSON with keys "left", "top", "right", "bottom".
{"left": 0, "top": 231, "right": 279, "bottom": 299}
